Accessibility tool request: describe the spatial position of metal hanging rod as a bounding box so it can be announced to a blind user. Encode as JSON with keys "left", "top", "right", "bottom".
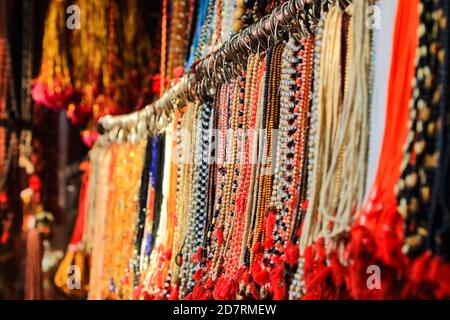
{"left": 98, "top": 0, "right": 328, "bottom": 143}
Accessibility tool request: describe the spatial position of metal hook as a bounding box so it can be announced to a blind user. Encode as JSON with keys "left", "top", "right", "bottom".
{"left": 213, "top": 52, "right": 221, "bottom": 82}
{"left": 222, "top": 61, "right": 234, "bottom": 83}
{"left": 268, "top": 10, "right": 281, "bottom": 42}
{"left": 284, "top": 1, "right": 304, "bottom": 43}
{"left": 230, "top": 36, "right": 245, "bottom": 73}
{"left": 240, "top": 28, "right": 253, "bottom": 53}
{"left": 252, "top": 19, "right": 263, "bottom": 51}
{"left": 205, "top": 59, "right": 218, "bottom": 97}
{"left": 227, "top": 33, "right": 241, "bottom": 64}
{"left": 247, "top": 24, "right": 260, "bottom": 53}
{"left": 205, "top": 55, "right": 214, "bottom": 84}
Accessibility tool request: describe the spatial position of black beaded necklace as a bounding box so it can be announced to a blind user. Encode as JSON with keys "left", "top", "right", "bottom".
{"left": 427, "top": 0, "right": 450, "bottom": 261}
{"left": 132, "top": 136, "right": 153, "bottom": 287}
{"left": 397, "top": 0, "right": 449, "bottom": 259}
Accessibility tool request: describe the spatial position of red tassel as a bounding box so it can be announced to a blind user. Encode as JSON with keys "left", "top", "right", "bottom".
{"left": 303, "top": 245, "right": 314, "bottom": 268}
{"left": 316, "top": 239, "right": 326, "bottom": 262}
{"left": 410, "top": 251, "right": 432, "bottom": 283}
{"left": 306, "top": 266, "right": 331, "bottom": 293}
{"left": 272, "top": 254, "right": 282, "bottom": 266}
{"left": 216, "top": 228, "right": 224, "bottom": 246}
{"left": 224, "top": 278, "right": 238, "bottom": 299}
{"left": 436, "top": 263, "right": 450, "bottom": 298}
{"left": 0, "top": 230, "right": 9, "bottom": 245}
{"left": 262, "top": 210, "right": 276, "bottom": 250}
{"left": 169, "top": 285, "right": 179, "bottom": 300}
{"left": 284, "top": 242, "right": 299, "bottom": 266}
{"left": 164, "top": 250, "right": 172, "bottom": 261}
{"left": 192, "top": 282, "right": 210, "bottom": 300}
{"left": 0, "top": 191, "right": 8, "bottom": 205}
{"left": 427, "top": 256, "right": 440, "bottom": 282}
{"left": 132, "top": 285, "right": 143, "bottom": 300}
{"left": 213, "top": 276, "right": 238, "bottom": 300}
{"left": 191, "top": 247, "right": 203, "bottom": 265}
{"left": 330, "top": 253, "right": 344, "bottom": 288}
{"left": 263, "top": 237, "right": 272, "bottom": 250}
{"left": 251, "top": 262, "right": 269, "bottom": 286}
{"left": 378, "top": 209, "right": 404, "bottom": 269}
{"left": 265, "top": 209, "right": 276, "bottom": 236}
{"left": 235, "top": 266, "right": 249, "bottom": 284}
{"left": 212, "top": 276, "right": 225, "bottom": 300}
{"left": 205, "top": 277, "right": 215, "bottom": 289}
{"left": 269, "top": 265, "right": 286, "bottom": 300}
{"left": 272, "top": 284, "right": 286, "bottom": 300}
{"left": 29, "top": 175, "right": 42, "bottom": 191}
{"left": 249, "top": 282, "right": 259, "bottom": 299}
{"left": 252, "top": 241, "right": 262, "bottom": 254}
{"left": 142, "top": 291, "right": 154, "bottom": 300}
{"left": 193, "top": 268, "right": 205, "bottom": 281}
{"left": 301, "top": 199, "right": 309, "bottom": 210}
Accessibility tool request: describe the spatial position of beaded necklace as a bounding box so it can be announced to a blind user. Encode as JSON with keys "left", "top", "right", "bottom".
{"left": 170, "top": 104, "right": 195, "bottom": 289}
{"left": 221, "top": 0, "right": 235, "bottom": 40}
{"left": 267, "top": 35, "right": 315, "bottom": 287}
{"left": 293, "top": 1, "right": 372, "bottom": 300}
{"left": 314, "top": 4, "right": 351, "bottom": 247}
{"left": 163, "top": 110, "right": 184, "bottom": 298}
{"left": 299, "top": 6, "right": 343, "bottom": 253}
{"left": 241, "top": 57, "right": 267, "bottom": 266}
{"left": 162, "top": 111, "right": 182, "bottom": 298}
{"left": 291, "top": 37, "right": 315, "bottom": 244}
{"left": 220, "top": 71, "right": 247, "bottom": 277}
{"left": 204, "top": 94, "right": 219, "bottom": 250}
{"left": 102, "top": 141, "right": 146, "bottom": 299}
{"left": 160, "top": 0, "right": 168, "bottom": 96}
{"left": 208, "top": 73, "right": 250, "bottom": 300}
{"left": 270, "top": 38, "right": 301, "bottom": 261}
{"left": 138, "top": 136, "right": 160, "bottom": 273}
{"left": 429, "top": 1, "right": 450, "bottom": 261}
{"left": 186, "top": 0, "right": 215, "bottom": 71}
{"left": 83, "top": 145, "right": 102, "bottom": 254}
{"left": 209, "top": 81, "right": 240, "bottom": 284}
{"left": 211, "top": 0, "right": 223, "bottom": 48}
{"left": 214, "top": 57, "right": 264, "bottom": 293}
{"left": 167, "top": 0, "right": 195, "bottom": 79}
{"left": 249, "top": 42, "right": 283, "bottom": 265}
{"left": 320, "top": 0, "right": 370, "bottom": 249}
{"left": 88, "top": 146, "right": 113, "bottom": 300}
{"left": 397, "top": 0, "right": 448, "bottom": 258}
{"left": 140, "top": 133, "right": 165, "bottom": 271}
{"left": 203, "top": 83, "right": 234, "bottom": 293}
{"left": 207, "top": 84, "right": 229, "bottom": 258}
{"left": 237, "top": 55, "right": 265, "bottom": 263}
{"left": 233, "top": 0, "right": 246, "bottom": 33}
{"left": 0, "top": 0, "right": 13, "bottom": 191}
{"left": 131, "top": 137, "right": 153, "bottom": 287}
{"left": 179, "top": 102, "right": 213, "bottom": 297}
{"left": 142, "top": 125, "right": 176, "bottom": 297}
{"left": 288, "top": 12, "right": 329, "bottom": 299}
{"left": 239, "top": 43, "right": 282, "bottom": 300}
{"left": 18, "top": 0, "right": 35, "bottom": 177}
